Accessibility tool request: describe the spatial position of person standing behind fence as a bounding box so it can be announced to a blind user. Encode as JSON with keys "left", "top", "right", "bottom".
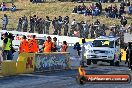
{"left": 45, "top": 16, "right": 51, "bottom": 34}
{"left": 29, "top": 16, "right": 34, "bottom": 33}
{"left": 52, "top": 37, "right": 58, "bottom": 52}
{"left": 120, "top": 16, "right": 127, "bottom": 27}
{"left": 22, "top": 16, "right": 28, "bottom": 32}
{"left": 61, "top": 41, "right": 68, "bottom": 52}
{"left": 2, "top": 14, "right": 8, "bottom": 30}
{"left": 28, "top": 35, "right": 39, "bottom": 53}
{"left": 63, "top": 16, "right": 69, "bottom": 36}
{"left": 19, "top": 35, "right": 29, "bottom": 53}
{"left": 43, "top": 36, "right": 54, "bottom": 52}
{"left": 17, "top": 18, "right": 22, "bottom": 32}
{"left": 58, "top": 16, "right": 63, "bottom": 35}
{"left": 2, "top": 32, "right": 13, "bottom": 60}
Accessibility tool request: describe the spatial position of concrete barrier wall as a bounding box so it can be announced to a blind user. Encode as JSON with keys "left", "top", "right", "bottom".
{"left": 34, "top": 52, "right": 71, "bottom": 72}
{"left": 1, "top": 61, "right": 17, "bottom": 76}
{"left": 0, "top": 52, "right": 71, "bottom": 76}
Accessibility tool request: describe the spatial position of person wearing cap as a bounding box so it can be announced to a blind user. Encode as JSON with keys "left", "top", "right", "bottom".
{"left": 28, "top": 35, "right": 39, "bottom": 53}
{"left": 2, "top": 32, "right": 13, "bottom": 60}
{"left": 19, "top": 35, "right": 29, "bottom": 53}
{"left": 43, "top": 36, "right": 54, "bottom": 52}
{"left": 52, "top": 37, "right": 58, "bottom": 52}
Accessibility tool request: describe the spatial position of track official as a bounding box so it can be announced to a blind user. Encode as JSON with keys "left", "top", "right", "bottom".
{"left": 28, "top": 35, "right": 39, "bottom": 53}
{"left": 19, "top": 35, "right": 29, "bottom": 53}
{"left": 43, "top": 36, "right": 54, "bottom": 52}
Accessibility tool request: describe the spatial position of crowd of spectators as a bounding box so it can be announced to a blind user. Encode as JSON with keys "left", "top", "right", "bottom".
{"left": 30, "top": 0, "right": 48, "bottom": 3}
{"left": 17, "top": 15, "right": 70, "bottom": 36}
{"left": 2, "top": 13, "right": 131, "bottom": 40}
{"left": 72, "top": 2, "right": 102, "bottom": 16}
{"left": 0, "top": 2, "right": 16, "bottom": 12}
{"left": 98, "top": 0, "right": 115, "bottom": 3}
{"left": 72, "top": 1, "right": 132, "bottom": 18}
{"left": 105, "top": 1, "right": 131, "bottom": 18}
{"left": 17, "top": 15, "right": 28, "bottom": 32}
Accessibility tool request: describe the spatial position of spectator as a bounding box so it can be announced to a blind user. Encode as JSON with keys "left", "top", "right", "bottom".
{"left": 0, "top": 2, "right": 7, "bottom": 11}
{"left": 41, "top": 19, "right": 46, "bottom": 34}
{"left": 94, "top": 19, "right": 100, "bottom": 25}
{"left": 82, "top": 21, "right": 89, "bottom": 38}
{"left": 71, "top": 19, "right": 77, "bottom": 31}
{"left": 107, "top": 5, "right": 113, "bottom": 18}
{"left": 109, "top": 29, "right": 114, "bottom": 36}
{"left": 128, "top": 4, "right": 132, "bottom": 14}
{"left": 90, "top": 3, "right": 96, "bottom": 10}
{"left": 11, "top": 3, "right": 16, "bottom": 12}
{"left": 29, "top": 16, "right": 34, "bottom": 33}
{"left": 52, "top": 37, "right": 58, "bottom": 52}
{"left": 77, "top": 5, "right": 82, "bottom": 14}
{"left": 92, "top": 7, "right": 100, "bottom": 16}
{"left": 22, "top": 16, "right": 28, "bottom": 32}
{"left": 119, "top": 2, "right": 125, "bottom": 14}
{"left": 120, "top": 16, "right": 127, "bottom": 27}
{"left": 2, "top": 14, "right": 8, "bottom": 30}
{"left": 17, "top": 18, "right": 22, "bottom": 31}
{"left": 72, "top": 6, "right": 78, "bottom": 13}
{"left": 38, "top": 18, "right": 43, "bottom": 34}
{"left": 63, "top": 16, "right": 69, "bottom": 36}
{"left": 128, "top": 23, "right": 132, "bottom": 34}
{"left": 58, "top": 16, "right": 63, "bottom": 35}
{"left": 52, "top": 17, "right": 58, "bottom": 34}
{"left": 96, "top": 2, "right": 102, "bottom": 13}
{"left": 45, "top": 16, "right": 51, "bottom": 34}
{"left": 112, "top": 5, "right": 118, "bottom": 18}
{"left": 105, "top": 7, "right": 109, "bottom": 18}
{"left": 126, "top": 0, "right": 130, "bottom": 6}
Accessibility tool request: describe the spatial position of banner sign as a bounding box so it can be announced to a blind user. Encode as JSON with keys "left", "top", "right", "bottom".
{"left": 34, "top": 53, "right": 70, "bottom": 72}
{"left": 17, "top": 53, "right": 35, "bottom": 73}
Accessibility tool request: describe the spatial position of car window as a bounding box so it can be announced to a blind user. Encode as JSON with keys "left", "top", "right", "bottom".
{"left": 37, "top": 39, "right": 45, "bottom": 45}
{"left": 92, "top": 40, "right": 110, "bottom": 47}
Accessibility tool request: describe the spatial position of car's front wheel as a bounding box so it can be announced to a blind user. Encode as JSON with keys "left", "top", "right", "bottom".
{"left": 92, "top": 60, "right": 97, "bottom": 64}
{"left": 110, "top": 60, "right": 115, "bottom": 66}
{"left": 87, "top": 59, "right": 91, "bottom": 65}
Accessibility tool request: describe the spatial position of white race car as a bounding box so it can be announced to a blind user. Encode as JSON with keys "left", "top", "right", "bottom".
{"left": 84, "top": 36, "right": 121, "bottom": 66}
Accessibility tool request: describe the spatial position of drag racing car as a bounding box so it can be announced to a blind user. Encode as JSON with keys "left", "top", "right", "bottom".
{"left": 84, "top": 36, "right": 121, "bottom": 66}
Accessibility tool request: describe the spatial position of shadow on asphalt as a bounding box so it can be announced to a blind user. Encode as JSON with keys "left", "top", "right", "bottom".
{"left": 34, "top": 69, "right": 78, "bottom": 77}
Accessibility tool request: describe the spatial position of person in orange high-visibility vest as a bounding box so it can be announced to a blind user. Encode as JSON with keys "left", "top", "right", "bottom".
{"left": 43, "top": 36, "right": 54, "bottom": 52}
{"left": 28, "top": 35, "right": 39, "bottom": 53}
{"left": 19, "top": 35, "right": 29, "bottom": 53}
{"left": 61, "top": 41, "right": 68, "bottom": 52}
